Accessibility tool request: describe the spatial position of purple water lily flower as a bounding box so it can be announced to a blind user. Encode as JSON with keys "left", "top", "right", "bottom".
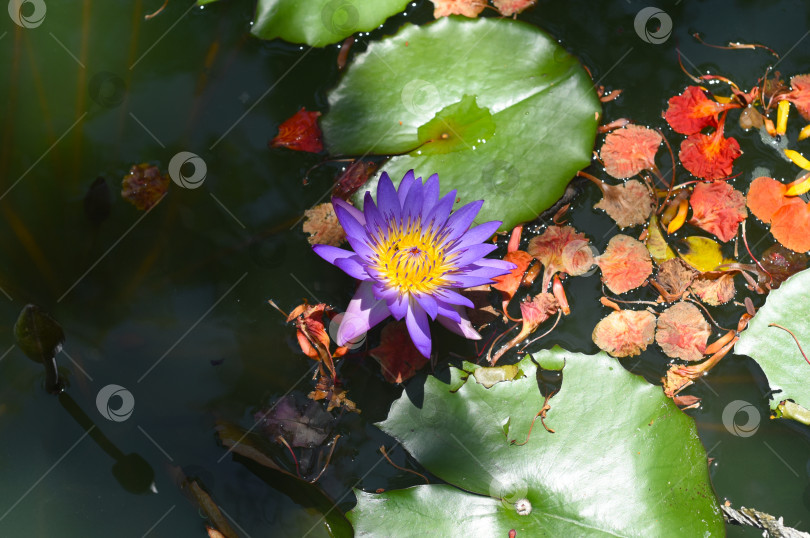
{"left": 312, "top": 170, "right": 515, "bottom": 358}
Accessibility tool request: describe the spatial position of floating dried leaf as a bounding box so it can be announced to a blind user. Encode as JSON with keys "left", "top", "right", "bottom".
{"left": 527, "top": 225, "right": 595, "bottom": 291}
{"left": 593, "top": 179, "right": 655, "bottom": 228}
{"left": 770, "top": 201, "right": 810, "bottom": 252}
{"left": 664, "top": 86, "right": 728, "bottom": 135}
{"left": 655, "top": 258, "right": 697, "bottom": 298}
{"left": 492, "top": 0, "right": 536, "bottom": 16}
{"left": 592, "top": 309, "right": 656, "bottom": 358}
{"left": 333, "top": 161, "right": 377, "bottom": 200}
{"left": 746, "top": 176, "right": 795, "bottom": 224}
{"left": 690, "top": 272, "right": 736, "bottom": 305}
{"left": 370, "top": 321, "right": 429, "bottom": 384}
{"left": 645, "top": 214, "right": 676, "bottom": 264}
{"left": 597, "top": 234, "right": 653, "bottom": 294}
{"left": 688, "top": 181, "right": 747, "bottom": 242}
{"left": 255, "top": 394, "right": 333, "bottom": 448}
{"left": 679, "top": 126, "right": 741, "bottom": 180}
{"left": 676, "top": 236, "right": 734, "bottom": 272}
{"left": 303, "top": 203, "right": 346, "bottom": 247}
{"left": 430, "top": 0, "right": 486, "bottom": 18}
{"left": 121, "top": 163, "right": 169, "bottom": 211}
{"left": 760, "top": 244, "right": 808, "bottom": 285}
{"left": 600, "top": 125, "right": 662, "bottom": 179}
{"left": 784, "top": 74, "right": 810, "bottom": 120}
{"left": 270, "top": 108, "right": 323, "bottom": 153}
{"left": 655, "top": 302, "right": 711, "bottom": 361}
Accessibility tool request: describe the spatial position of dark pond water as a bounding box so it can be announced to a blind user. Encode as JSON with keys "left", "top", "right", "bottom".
{"left": 0, "top": 0, "right": 809, "bottom": 536}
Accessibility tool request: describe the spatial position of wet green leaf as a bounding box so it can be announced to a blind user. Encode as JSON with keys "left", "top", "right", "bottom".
{"left": 251, "top": 0, "right": 410, "bottom": 47}
{"left": 350, "top": 347, "right": 723, "bottom": 536}
{"left": 323, "top": 17, "right": 600, "bottom": 230}
{"left": 736, "top": 268, "right": 810, "bottom": 420}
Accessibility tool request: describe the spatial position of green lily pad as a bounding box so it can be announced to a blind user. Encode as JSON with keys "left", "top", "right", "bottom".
{"left": 251, "top": 0, "right": 410, "bottom": 47}
{"left": 349, "top": 347, "right": 723, "bottom": 536}
{"left": 322, "top": 17, "right": 600, "bottom": 230}
{"left": 735, "top": 268, "right": 810, "bottom": 421}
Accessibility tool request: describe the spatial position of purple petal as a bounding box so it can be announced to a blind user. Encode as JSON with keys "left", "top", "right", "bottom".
{"left": 397, "top": 170, "right": 416, "bottom": 204}
{"left": 333, "top": 197, "right": 365, "bottom": 226}
{"left": 444, "top": 200, "right": 484, "bottom": 242}
{"left": 405, "top": 302, "right": 432, "bottom": 358}
{"left": 437, "top": 305, "right": 481, "bottom": 340}
{"left": 421, "top": 174, "right": 440, "bottom": 216}
{"left": 334, "top": 204, "right": 375, "bottom": 259}
{"left": 337, "top": 281, "right": 390, "bottom": 345}
{"left": 454, "top": 221, "right": 501, "bottom": 249}
{"left": 334, "top": 255, "right": 371, "bottom": 281}
{"left": 425, "top": 190, "right": 456, "bottom": 229}
{"left": 402, "top": 176, "right": 425, "bottom": 223}
{"left": 436, "top": 301, "right": 461, "bottom": 323}
{"left": 414, "top": 292, "right": 438, "bottom": 320}
{"left": 473, "top": 257, "right": 518, "bottom": 272}
{"left": 363, "top": 191, "right": 387, "bottom": 238}
{"left": 312, "top": 244, "right": 356, "bottom": 265}
{"left": 386, "top": 293, "right": 409, "bottom": 320}
{"left": 434, "top": 288, "right": 474, "bottom": 309}
{"left": 376, "top": 172, "right": 401, "bottom": 221}
{"left": 449, "top": 243, "right": 499, "bottom": 268}
{"left": 447, "top": 272, "right": 504, "bottom": 288}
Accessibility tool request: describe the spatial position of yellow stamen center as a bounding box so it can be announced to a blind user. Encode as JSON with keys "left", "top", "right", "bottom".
{"left": 371, "top": 218, "right": 454, "bottom": 295}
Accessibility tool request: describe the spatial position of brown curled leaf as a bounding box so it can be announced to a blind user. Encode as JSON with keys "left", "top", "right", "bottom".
{"left": 303, "top": 203, "right": 347, "bottom": 247}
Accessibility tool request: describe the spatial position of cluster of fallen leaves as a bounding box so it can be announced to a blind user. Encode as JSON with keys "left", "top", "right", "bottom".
{"left": 429, "top": 0, "right": 535, "bottom": 18}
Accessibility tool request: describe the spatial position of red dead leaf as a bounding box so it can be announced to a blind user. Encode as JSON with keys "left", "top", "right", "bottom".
{"left": 690, "top": 273, "right": 736, "bottom": 306}
{"left": 655, "top": 258, "right": 697, "bottom": 298}
{"left": 593, "top": 179, "right": 655, "bottom": 228}
{"left": 270, "top": 108, "right": 323, "bottom": 153}
{"left": 370, "top": 321, "right": 429, "bottom": 384}
{"left": 746, "top": 176, "right": 799, "bottom": 223}
{"left": 303, "top": 203, "right": 346, "bottom": 247}
{"left": 592, "top": 309, "right": 656, "bottom": 358}
{"left": 679, "top": 127, "right": 741, "bottom": 180}
{"left": 430, "top": 0, "right": 486, "bottom": 17}
{"left": 688, "top": 181, "right": 747, "bottom": 242}
{"left": 596, "top": 234, "right": 653, "bottom": 294}
{"left": 287, "top": 303, "right": 334, "bottom": 362}
{"left": 664, "top": 86, "right": 728, "bottom": 135}
{"left": 492, "top": 0, "right": 536, "bottom": 16}
{"left": 599, "top": 125, "right": 663, "bottom": 179}
{"left": 333, "top": 161, "right": 377, "bottom": 200}
{"left": 760, "top": 244, "right": 808, "bottom": 285}
{"left": 655, "top": 302, "right": 710, "bottom": 362}
{"left": 121, "top": 163, "right": 169, "bottom": 211}
{"left": 527, "top": 225, "right": 595, "bottom": 291}
{"left": 785, "top": 74, "right": 810, "bottom": 121}
{"left": 771, "top": 202, "right": 810, "bottom": 253}
{"left": 489, "top": 293, "right": 558, "bottom": 365}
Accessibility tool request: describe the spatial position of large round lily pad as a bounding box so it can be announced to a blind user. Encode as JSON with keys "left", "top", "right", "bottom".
{"left": 322, "top": 17, "right": 600, "bottom": 230}
{"left": 251, "top": 0, "right": 410, "bottom": 47}
{"left": 349, "top": 347, "right": 723, "bottom": 536}
{"left": 736, "top": 268, "right": 810, "bottom": 422}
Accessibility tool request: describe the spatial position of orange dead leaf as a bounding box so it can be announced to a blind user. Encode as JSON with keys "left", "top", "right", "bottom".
{"left": 662, "top": 366, "right": 694, "bottom": 399}
{"left": 592, "top": 309, "right": 656, "bottom": 358}
{"left": 746, "top": 176, "right": 798, "bottom": 224}
{"left": 593, "top": 179, "right": 655, "bottom": 228}
{"left": 492, "top": 0, "right": 536, "bottom": 16}
{"left": 600, "top": 125, "right": 663, "bottom": 179}
{"left": 270, "top": 108, "right": 323, "bottom": 153}
{"left": 121, "top": 163, "right": 169, "bottom": 211}
{"left": 596, "top": 235, "right": 653, "bottom": 294}
{"left": 784, "top": 74, "right": 810, "bottom": 121}
{"left": 430, "top": 0, "right": 486, "bottom": 17}
{"left": 527, "top": 225, "right": 595, "bottom": 291}
{"left": 679, "top": 121, "right": 741, "bottom": 180}
{"left": 370, "top": 321, "right": 429, "bottom": 384}
{"left": 654, "top": 258, "right": 697, "bottom": 299}
{"left": 655, "top": 302, "right": 711, "bottom": 361}
{"left": 688, "top": 181, "right": 747, "bottom": 242}
{"left": 303, "top": 203, "right": 346, "bottom": 247}
{"left": 770, "top": 202, "right": 810, "bottom": 252}
{"left": 489, "top": 293, "right": 559, "bottom": 365}
{"left": 690, "top": 273, "right": 736, "bottom": 306}
{"left": 491, "top": 250, "right": 537, "bottom": 314}
{"left": 287, "top": 303, "right": 335, "bottom": 363}
{"left": 664, "top": 86, "right": 732, "bottom": 135}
